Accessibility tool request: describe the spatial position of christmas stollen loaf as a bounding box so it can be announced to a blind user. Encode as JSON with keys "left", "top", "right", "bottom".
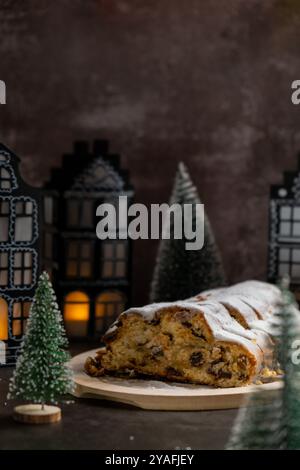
{"left": 85, "top": 283, "right": 279, "bottom": 388}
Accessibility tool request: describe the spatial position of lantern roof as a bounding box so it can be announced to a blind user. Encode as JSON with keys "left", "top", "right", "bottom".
{"left": 270, "top": 152, "right": 300, "bottom": 200}
{"left": 45, "top": 140, "right": 133, "bottom": 194}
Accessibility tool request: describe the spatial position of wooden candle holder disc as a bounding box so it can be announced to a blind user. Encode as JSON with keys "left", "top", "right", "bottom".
{"left": 13, "top": 404, "right": 61, "bottom": 424}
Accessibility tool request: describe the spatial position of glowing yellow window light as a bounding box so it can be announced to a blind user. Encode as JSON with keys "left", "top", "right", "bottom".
{"left": 0, "top": 297, "right": 8, "bottom": 341}
{"left": 95, "top": 291, "right": 125, "bottom": 318}
{"left": 64, "top": 291, "right": 89, "bottom": 337}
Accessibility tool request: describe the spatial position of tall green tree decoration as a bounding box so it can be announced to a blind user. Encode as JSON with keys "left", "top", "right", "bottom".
{"left": 150, "top": 162, "right": 225, "bottom": 302}
{"left": 8, "top": 272, "right": 74, "bottom": 409}
{"left": 227, "top": 281, "right": 300, "bottom": 449}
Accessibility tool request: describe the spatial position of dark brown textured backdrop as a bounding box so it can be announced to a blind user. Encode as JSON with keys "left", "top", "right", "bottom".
{"left": 1, "top": 0, "right": 300, "bottom": 305}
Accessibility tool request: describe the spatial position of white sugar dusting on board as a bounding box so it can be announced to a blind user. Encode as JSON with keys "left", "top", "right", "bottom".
{"left": 97, "top": 375, "right": 207, "bottom": 391}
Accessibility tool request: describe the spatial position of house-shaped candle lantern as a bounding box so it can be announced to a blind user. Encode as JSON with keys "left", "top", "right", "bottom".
{"left": 268, "top": 154, "right": 300, "bottom": 300}
{"left": 44, "top": 140, "right": 134, "bottom": 340}
{"left": 0, "top": 140, "right": 133, "bottom": 365}
{"left": 0, "top": 144, "right": 40, "bottom": 365}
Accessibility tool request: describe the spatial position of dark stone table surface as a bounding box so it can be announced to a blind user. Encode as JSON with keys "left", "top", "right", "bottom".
{"left": 0, "top": 343, "right": 237, "bottom": 450}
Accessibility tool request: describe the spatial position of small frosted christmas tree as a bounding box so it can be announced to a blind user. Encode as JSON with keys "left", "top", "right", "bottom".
{"left": 8, "top": 272, "right": 74, "bottom": 423}
{"left": 227, "top": 280, "right": 300, "bottom": 449}
{"left": 150, "top": 162, "right": 225, "bottom": 302}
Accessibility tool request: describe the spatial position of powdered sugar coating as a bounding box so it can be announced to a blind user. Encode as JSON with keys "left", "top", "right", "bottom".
{"left": 200, "top": 280, "right": 281, "bottom": 309}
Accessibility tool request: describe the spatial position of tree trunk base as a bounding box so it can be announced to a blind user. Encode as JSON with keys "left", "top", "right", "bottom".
{"left": 13, "top": 404, "right": 61, "bottom": 424}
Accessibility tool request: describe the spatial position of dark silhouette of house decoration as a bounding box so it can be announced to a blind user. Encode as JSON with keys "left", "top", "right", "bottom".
{"left": 0, "top": 144, "right": 40, "bottom": 365}
{"left": 43, "top": 140, "right": 134, "bottom": 340}
{"left": 268, "top": 154, "right": 300, "bottom": 300}
{"left": 0, "top": 140, "right": 133, "bottom": 365}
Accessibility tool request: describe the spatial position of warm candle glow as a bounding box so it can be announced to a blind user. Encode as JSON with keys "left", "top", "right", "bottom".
{"left": 0, "top": 298, "right": 8, "bottom": 341}
{"left": 95, "top": 291, "right": 125, "bottom": 318}
{"left": 64, "top": 291, "right": 89, "bottom": 337}
{"left": 65, "top": 302, "right": 89, "bottom": 322}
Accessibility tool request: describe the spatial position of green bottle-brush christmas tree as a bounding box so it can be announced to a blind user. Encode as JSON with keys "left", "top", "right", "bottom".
{"left": 226, "top": 280, "right": 300, "bottom": 449}
{"left": 150, "top": 162, "right": 226, "bottom": 303}
{"left": 8, "top": 272, "right": 74, "bottom": 409}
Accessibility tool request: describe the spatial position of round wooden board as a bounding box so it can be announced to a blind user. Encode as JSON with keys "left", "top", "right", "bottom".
{"left": 13, "top": 404, "right": 61, "bottom": 424}
{"left": 69, "top": 349, "right": 282, "bottom": 411}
